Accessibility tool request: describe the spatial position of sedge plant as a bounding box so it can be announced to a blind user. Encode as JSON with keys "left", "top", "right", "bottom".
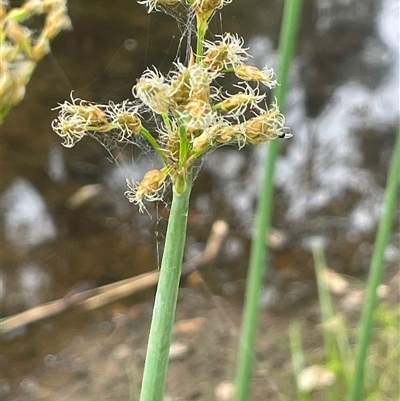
{"left": 51, "top": 1, "right": 292, "bottom": 400}
{"left": 234, "top": 0, "right": 304, "bottom": 400}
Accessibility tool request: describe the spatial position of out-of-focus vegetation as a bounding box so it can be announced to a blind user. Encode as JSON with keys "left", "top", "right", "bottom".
{"left": 0, "top": 0, "right": 71, "bottom": 121}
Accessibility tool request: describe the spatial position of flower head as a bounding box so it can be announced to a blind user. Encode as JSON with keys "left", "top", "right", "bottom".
{"left": 244, "top": 104, "right": 286, "bottom": 145}
{"left": 192, "top": 0, "right": 233, "bottom": 20}
{"left": 191, "top": 130, "right": 213, "bottom": 153}
{"left": 51, "top": 94, "right": 111, "bottom": 147}
{"left": 203, "top": 33, "right": 249, "bottom": 71}
{"left": 234, "top": 65, "right": 277, "bottom": 89}
{"left": 51, "top": 112, "right": 88, "bottom": 148}
{"left": 125, "top": 169, "right": 167, "bottom": 213}
{"left": 214, "top": 122, "right": 245, "bottom": 146}
{"left": 167, "top": 63, "right": 213, "bottom": 122}
{"left": 214, "top": 82, "right": 265, "bottom": 116}
{"left": 133, "top": 67, "right": 170, "bottom": 114}
{"left": 168, "top": 62, "right": 192, "bottom": 108}
{"left": 106, "top": 100, "right": 142, "bottom": 141}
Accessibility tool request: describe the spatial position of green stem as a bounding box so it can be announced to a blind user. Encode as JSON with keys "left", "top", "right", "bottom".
{"left": 186, "top": 147, "right": 210, "bottom": 167}
{"left": 348, "top": 129, "right": 400, "bottom": 401}
{"left": 139, "top": 173, "right": 193, "bottom": 401}
{"left": 233, "top": 1, "right": 303, "bottom": 400}
{"left": 179, "top": 124, "right": 189, "bottom": 168}
{"left": 196, "top": 17, "right": 207, "bottom": 63}
{"left": 140, "top": 126, "right": 169, "bottom": 164}
{"left": 162, "top": 112, "right": 171, "bottom": 131}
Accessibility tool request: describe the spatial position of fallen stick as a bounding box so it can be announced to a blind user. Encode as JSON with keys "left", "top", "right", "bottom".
{"left": 82, "top": 219, "right": 229, "bottom": 310}
{"left": 0, "top": 220, "right": 229, "bottom": 335}
{"left": 1, "top": 298, "right": 71, "bottom": 335}
{"left": 81, "top": 271, "right": 160, "bottom": 311}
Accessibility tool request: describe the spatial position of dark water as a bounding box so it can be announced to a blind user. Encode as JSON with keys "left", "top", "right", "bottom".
{"left": 1, "top": 0, "right": 399, "bottom": 398}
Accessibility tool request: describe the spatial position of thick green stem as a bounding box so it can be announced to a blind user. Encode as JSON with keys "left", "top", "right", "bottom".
{"left": 348, "top": 129, "right": 400, "bottom": 401}
{"left": 139, "top": 174, "right": 193, "bottom": 401}
{"left": 234, "top": 1, "right": 303, "bottom": 400}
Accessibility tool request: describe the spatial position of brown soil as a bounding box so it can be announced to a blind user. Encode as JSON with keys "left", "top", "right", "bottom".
{"left": 4, "top": 268, "right": 399, "bottom": 401}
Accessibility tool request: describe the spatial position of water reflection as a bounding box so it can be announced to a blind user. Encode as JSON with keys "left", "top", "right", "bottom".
{"left": 1, "top": 178, "right": 57, "bottom": 249}
{"left": 47, "top": 143, "right": 67, "bottom": 184}
{"left": 276, "top": 0, "right": 398, "bottom": 227}
{"left": 16, "top": 263, "right": 50, "bottom": 308}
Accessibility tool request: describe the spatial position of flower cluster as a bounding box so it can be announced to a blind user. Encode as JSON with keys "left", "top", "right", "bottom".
{"left": 51, "top": 95, "right": 143, "bottom": 148}
{"left": 1, "top": 0, "right": 71, "bottom": 119}
{"left": 131, "top": 32, "right": 287, "bottom": 153}
{"left": 52, "top": 0, "right": 291, "bottom": 212}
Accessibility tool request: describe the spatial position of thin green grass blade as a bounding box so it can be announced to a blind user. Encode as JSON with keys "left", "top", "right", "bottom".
{"left": 289, "top": 321, "right": 311, "bottom": 401}
{"left": 348, "top": 129, "right": 400, "bottom": 401}
{"left": 139, "top": 176, "right": 193, "bottom": 401}
{"left": 312, "top": 243, "right": 351, "bottom": 395}
{"left": 313, "top": 244, "right": 336, "bottom": 334}
{"left": 233, "top": 1, "right": 304, "bottom": 400}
